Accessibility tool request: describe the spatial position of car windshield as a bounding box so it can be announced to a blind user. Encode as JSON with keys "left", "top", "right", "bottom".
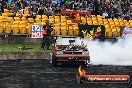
{"left": 56, "top": 37, "right": 83, "bottom": 45}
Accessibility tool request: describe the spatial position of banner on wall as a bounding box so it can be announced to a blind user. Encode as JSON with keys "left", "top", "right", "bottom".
{"left": 120, "top": 26, "right": 132, "bottom": 37}
{"left": 78, "top": 24, "right": 105, "bottom": 41}
{"left": 31, "top": 25, "right": 43, "bottom": 38}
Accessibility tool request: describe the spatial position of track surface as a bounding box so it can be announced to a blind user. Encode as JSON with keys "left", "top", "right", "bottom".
{"left": 0, "top": 60, "right": 131, "bottom": 88}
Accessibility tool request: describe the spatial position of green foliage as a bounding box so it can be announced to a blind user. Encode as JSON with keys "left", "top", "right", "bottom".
{"left": 0, "top": 44, "right": 52, "bottom": 52}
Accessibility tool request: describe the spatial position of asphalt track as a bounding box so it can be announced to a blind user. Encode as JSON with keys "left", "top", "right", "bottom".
{"left": 0, "top": 60, "right": 131, "bottom": 88}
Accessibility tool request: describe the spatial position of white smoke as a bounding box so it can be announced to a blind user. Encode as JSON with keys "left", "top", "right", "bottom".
{"left": 83, "top": 36, "right": 132, "bottom": 66}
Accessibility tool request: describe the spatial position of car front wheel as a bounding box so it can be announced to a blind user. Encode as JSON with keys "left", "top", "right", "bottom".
{"left": 51, "top": 54, "right": 57, "bottom": 67}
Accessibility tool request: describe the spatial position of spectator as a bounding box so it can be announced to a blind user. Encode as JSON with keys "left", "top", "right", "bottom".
{"left": 0, "top": 3, "right": 2, "bottom": 14}
{"left": 102, "top": 11, "right": 108, "bottom": 18}
{"left": 51, "top": 3, "right": 56, "bottom": 11}
{"left": 32, "top": 5, "right": 38, "bottom": 15}
{"left": 57, "top": 0, "right": 61, "bottom": 7}
{"left": 123, "top": 13, "right": 131, "bottom": 20}
{"left": 8, "top": 2, "right": 14, "bottom": 11}
{"left": 38, "top": 6, "right": 45, "bottom": 15}
{"left": 31, "top": 0, "right": 37, "bottom": 6}
{"left": 1, "top": 0, "right": 7, "bottom": 12}
{"left": 18, "top": 11, "right": 23, "bottom": 18}
{"left": 12, "top": 3, "right": 18, "bottom": 14}
{"left": 46, "top": 7, "right": 52, "bottom": 16}
{"left": 54, "top": 5, "right": 60, "bottom": 15}
{"left": 26, "top": 11, "right": 36, "bottom": 19}
{"left": 21, "top": 0, "right": 28, "bottom": 9}
{"left": 39, "top": 0, "right": 44, "bottom": 6}
{"left": 0, "top": 0, "right": 131, "bottom": 20}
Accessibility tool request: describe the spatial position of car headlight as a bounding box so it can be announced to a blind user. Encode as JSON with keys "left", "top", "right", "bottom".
{"left": 56, "top": 51, "right": 63, "bottom": 54}
{"left": 79, "top": 50, "right": 83, "bottom": 52}
{"left": 84, "top": 48, "right": 88, "bottom": 51}
{"left": 82, "top": 51, "right": 89, "bottom": 55}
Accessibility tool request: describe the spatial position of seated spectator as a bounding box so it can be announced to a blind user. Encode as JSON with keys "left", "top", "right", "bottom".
{"left": 45, "top": 0, "right": 52, "bottom": 5}
{"left": 36, "top": 0, "right": 40, "bottom": 7}
{"left": 26, "top": 11, "right": 36, "bottom": 19}
{"left": 28, "top": 6, "right": 33, "bottom": 12}
{"left": 61, "top": 5, "right": 66, "bottom": 10}
{"left": 130, "top": 3, "right": 132, "bottom": 10}
{"left": 38, "top": 6, "right": 45, "bottom": 15}
{"left": 102, "top": 11, "right": 108, "bottom": 18}
{"left": 12, "top": 4, "right": 18, "bottom": 14}
{"left": 18, "top": 11, "right": 23, "bottom": 18}
{"left": 8, "top": 2, "right": 14, "bottom": 11}
{"left": 31, "top": 0, "right": 37, "bottom": 6}
{"left": 51, "top": 3, "right": 56, "bottom": 11}
{"left": 39, "top": 0, "right": 44, "bottom": 6}
{"left": 129, "top": 11, "right": 132, "bottom": 18}
{"left": 21, "top": 0, "right": 28, "bottom": 9}
{"left": 1, "top": 0, "right": 7, "bottom": 12}
{"left": 0, "top": 4, "right": 2, "bottom": 14}
{"left": 32, "top": 5, "right": 38, "bottom": 15}
{"left": 123, "top": 13, "right": 131, "bottom": 20}
{"left": 54, "top": 5, "right": 60, "bottom": 15}
{"left": 46, "top": 7, "right": 52, "bottom": 16}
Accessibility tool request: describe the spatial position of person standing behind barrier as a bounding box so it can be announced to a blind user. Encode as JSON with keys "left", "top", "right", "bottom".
{"left": 41, "top": 21, "right": 48, "bottom": 50}
{"left": 41, "top": 20, "right": 53, "bottom": 50}
{"left": 45, "top": 22, "right": 53, "bottom": 50}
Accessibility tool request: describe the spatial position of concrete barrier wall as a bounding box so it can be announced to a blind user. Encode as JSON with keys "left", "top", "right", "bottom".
{"left": 0, "top": 52, "right": 50, "bottom": 60}
{"left": 0, "top": 36, "right": 117, "bottom": 45}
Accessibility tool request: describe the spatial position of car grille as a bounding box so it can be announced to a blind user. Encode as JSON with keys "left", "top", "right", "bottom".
{"left": 63, "top": 52, "right": 82, "bottom": 54}
{"left": 73, "top": 52, "right": 82, "bottom": 54}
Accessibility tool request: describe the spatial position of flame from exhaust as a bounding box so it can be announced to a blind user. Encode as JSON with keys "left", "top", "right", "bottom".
{"left": 78, "top": 66, "right": 86, "bottom": 76}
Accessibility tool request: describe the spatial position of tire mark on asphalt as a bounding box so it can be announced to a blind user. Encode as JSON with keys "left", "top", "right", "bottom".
{"left": 0, "top": 75, "right": 17, "bottom": 81}
{"left": 43, "top": 72, "right": 75, "bottom": 74}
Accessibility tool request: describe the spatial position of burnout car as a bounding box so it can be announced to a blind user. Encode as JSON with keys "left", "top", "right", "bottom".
{"left": 50, "top": 36, "right": 90, "bottom": 66}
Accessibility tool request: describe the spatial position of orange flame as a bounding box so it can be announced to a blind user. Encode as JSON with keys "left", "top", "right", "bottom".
{"left": 78, "top": 65, "right": 86, "bottom": 76}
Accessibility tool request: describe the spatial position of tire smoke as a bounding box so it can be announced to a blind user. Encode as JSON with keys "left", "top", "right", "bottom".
{"left": 83, "top": 36, "right": 132, "bottom": 65}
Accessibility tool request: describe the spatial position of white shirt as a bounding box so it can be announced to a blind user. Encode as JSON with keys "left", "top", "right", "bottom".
{"left": 102, "top": 12, "right": 108, "bottom": 18}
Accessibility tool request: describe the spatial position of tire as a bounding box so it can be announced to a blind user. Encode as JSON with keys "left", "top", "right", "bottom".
{"left": 82, "top": 62, "right": 87, "bottom": 67}
{"left": 86, "top": 59, "right": 90, "bottom": 65}
{"left": 52, "top": 54, "right": 57, "bottom": 67}
{"left": 76, "top": 74, "right": 85, "bottom": 84}
{"left": 80, "top": 76, "right": 86, "bottom": 84}
{"left": 76, "top": 73, "right": 81, "bottom": 84}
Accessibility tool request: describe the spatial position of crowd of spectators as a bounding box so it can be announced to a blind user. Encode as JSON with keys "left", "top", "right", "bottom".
{"left": 60, "top": 0, "right": 132, "bottom": 20}
{"left": 0, "top": 0, "right": 132, "bottom": 20}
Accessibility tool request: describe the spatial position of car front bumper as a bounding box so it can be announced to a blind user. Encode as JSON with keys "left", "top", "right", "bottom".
{"left": 55, "top": 54, "right": 90, "bottom": 62}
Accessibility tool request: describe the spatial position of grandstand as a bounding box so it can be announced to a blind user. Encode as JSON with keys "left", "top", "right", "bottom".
{"left": 0, "top": 0, "right": 131, "bottom": 38}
